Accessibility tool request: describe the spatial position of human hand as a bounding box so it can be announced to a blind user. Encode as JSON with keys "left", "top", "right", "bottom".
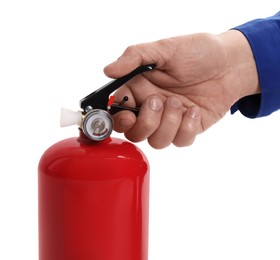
{"left": 104, "top": 30, "right": 260, "bottom": 149}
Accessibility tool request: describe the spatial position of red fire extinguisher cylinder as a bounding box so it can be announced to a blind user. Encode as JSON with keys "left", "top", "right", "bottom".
{"left": 38, "top": 131, "right": 149, "bottom": 260}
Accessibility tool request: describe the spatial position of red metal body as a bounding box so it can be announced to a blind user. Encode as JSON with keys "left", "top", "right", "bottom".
{"left": 38, "top": 131, "right": 149, "bottom": 260}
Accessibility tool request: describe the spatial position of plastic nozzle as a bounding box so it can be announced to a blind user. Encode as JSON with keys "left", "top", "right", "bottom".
{"left": 60, "top": 107, "right": 83, "bottom": 127}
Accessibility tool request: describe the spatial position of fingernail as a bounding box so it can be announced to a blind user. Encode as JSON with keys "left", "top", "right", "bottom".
{"left": 149, "top": 97, "right": 163, "bottom": 111}
{"left": 186, "top": 106, "right": 200, "bottom": 119}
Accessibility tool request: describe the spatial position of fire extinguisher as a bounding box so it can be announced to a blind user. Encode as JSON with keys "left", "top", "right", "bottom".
{"left": 38, "top": 65, "right": 155, "bottom": 260}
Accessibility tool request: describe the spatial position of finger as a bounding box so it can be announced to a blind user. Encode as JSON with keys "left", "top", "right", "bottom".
{"left": 104, "top": 46, "right": 145, "bottom": 78}
{"left": 148, "top": 96, "right": 184, "bottom": 149}
{"left": 111, "top": 86, "right": 137, "bottom": 133}
{"left": 172, "top": 106, "right": 201, "bottom": 147}
{"left": 124, "top": 95, "right": 164, "bottom": 142}
{"left": 114, "top": 75, "right": 167, "bottom": 115}
{"left": 112, "top": 83, "right": 136, "bottom": 105}
{"left": 112, "top": 110, "right": 136, "bottom": 133}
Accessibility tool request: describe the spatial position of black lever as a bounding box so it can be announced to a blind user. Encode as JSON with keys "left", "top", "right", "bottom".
{"left": 80, "top": 64, "right": 156, "bottom": 114}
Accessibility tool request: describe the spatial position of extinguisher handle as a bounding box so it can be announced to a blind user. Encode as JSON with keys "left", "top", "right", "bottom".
{"left": 79, "top": 64, "right": 156, "bottom": 113}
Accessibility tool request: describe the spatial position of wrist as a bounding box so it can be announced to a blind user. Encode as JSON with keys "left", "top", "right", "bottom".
{"left": 218, "top": 30, "right": 260, "bottom": 101}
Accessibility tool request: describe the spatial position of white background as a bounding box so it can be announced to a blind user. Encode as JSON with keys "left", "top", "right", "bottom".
{"left": 1, "top": 1, "right": 280, "bottom": 259}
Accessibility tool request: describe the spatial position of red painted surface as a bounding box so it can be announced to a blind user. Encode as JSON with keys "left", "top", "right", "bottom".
{"left": 38, "top": 131, "right": 149, "bottom": 260}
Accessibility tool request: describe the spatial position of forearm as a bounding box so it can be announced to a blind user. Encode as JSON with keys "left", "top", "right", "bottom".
{"left": 230, "top": 12, "right": 280, "bottom": 118}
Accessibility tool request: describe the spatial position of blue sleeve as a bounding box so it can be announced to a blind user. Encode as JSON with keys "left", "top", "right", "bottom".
{"left": 230, "top": 12, "right": 280, "bottom": 118}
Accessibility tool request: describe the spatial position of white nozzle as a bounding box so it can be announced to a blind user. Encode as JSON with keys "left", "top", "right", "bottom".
{"left": 60, "top": 107, "right": 83, "bottom": 127}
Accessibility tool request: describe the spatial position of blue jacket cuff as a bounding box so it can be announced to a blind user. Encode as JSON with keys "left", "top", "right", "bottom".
{"left": 231, "top": 12, "right": 280, "bottom": 118}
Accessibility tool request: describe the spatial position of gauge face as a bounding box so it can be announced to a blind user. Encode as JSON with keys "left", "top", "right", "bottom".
{"left": 82, "top": 109, "right": 113, "bottom": 141}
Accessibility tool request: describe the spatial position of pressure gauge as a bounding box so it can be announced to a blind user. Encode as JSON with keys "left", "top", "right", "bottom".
{"left": 82, "top": 109, "right": 113, "bottom": 141}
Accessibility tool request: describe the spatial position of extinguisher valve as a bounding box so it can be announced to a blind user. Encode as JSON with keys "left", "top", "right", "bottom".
{"left": 60, "top": 64, "right": 156, "bottom": 141}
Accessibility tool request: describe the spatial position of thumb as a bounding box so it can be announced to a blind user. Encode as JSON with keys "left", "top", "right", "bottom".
{"left": 103, "top": 43, "right": 158, "bottom": 78}
{"left": 104, "top": 50, "right": 142, "bottom": 78}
